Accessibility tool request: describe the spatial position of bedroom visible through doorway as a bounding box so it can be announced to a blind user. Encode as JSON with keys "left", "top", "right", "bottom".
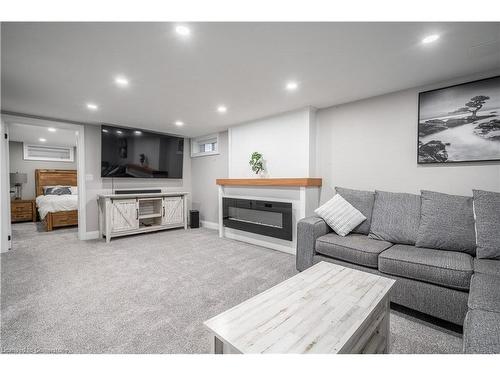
{"left": 1, "top": 114, "right": 86, "bottom": 251}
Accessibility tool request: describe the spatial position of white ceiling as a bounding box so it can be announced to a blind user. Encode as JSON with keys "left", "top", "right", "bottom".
{"left": 9, "top": 123, "right": 77, "bottom": 146}
{"left": 2, "top": 22, "right": 500, "bottom": 137}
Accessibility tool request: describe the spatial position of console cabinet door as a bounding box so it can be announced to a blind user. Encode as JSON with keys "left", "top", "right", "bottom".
{"left": 111, "top": 199, "right": 139, "bottom": 232}
{"left": 162, "top": 196, "right": 184, "bottom": 225}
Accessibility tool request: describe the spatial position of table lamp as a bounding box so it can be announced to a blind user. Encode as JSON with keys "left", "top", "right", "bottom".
{"left": 10, "top": 172, "right": 27, "bottom": 200}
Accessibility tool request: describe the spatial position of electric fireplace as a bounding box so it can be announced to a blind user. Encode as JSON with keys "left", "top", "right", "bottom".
{"left": 222, "top": 197, "right": 292, "bottom": 241}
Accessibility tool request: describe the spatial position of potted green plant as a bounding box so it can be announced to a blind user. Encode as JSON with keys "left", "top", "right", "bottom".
{"left": 249, "top": 152, "right": 265, "bottom": 176}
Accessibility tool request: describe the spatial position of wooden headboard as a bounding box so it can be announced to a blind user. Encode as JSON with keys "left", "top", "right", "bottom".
{"left": 35, "top": 169, "right": 77, "bottom": 197}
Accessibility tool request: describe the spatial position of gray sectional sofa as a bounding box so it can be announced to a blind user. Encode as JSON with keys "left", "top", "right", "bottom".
{"left": 296, "top": 187, "right": 500, "bottom": 354}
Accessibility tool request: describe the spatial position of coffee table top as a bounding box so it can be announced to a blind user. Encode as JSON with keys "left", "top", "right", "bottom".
{"left": 204, "top": 261, "right": 395, "bottom": 353}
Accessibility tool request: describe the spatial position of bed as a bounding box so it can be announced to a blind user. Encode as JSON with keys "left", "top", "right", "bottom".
{"left": 35, "top": 169, "right": 78, "bottom": 231}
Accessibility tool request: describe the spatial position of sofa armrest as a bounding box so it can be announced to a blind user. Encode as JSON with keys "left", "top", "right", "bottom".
{"left": 296, "top": 216, "right": 331, "bottom": 271}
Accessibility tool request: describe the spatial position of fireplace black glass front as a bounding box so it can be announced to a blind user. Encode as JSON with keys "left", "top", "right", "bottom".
{"left": 222, "top": 197, "right": 292, "bottom": 241}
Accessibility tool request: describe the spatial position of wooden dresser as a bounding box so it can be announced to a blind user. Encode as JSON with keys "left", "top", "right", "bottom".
{"left": 11, "top": 199, "right": 36, "bottom": 223}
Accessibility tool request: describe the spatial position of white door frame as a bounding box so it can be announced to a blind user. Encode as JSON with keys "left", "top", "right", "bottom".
{"left": 0, "top": 114, "right": 86, "bottom": 246}
{"left": 0, "top": 118, "right": 12, "bottom": 252}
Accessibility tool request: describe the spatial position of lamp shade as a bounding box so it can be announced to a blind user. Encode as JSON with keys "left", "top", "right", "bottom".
{"left": 10, "top": 172, "right": 27, "bottom": 185}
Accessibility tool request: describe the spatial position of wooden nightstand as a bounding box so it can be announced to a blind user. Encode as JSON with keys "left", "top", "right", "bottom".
{"left": 11, "top": 199, "right": 36, "bottom": 223}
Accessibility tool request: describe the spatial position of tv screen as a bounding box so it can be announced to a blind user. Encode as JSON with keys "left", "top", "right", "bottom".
{"left": 101, "top": 125, "right": 184, "bottom": 178}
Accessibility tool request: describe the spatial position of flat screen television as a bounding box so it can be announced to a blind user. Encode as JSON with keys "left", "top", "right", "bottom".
{"left": 101, "top": 125, "right": 184, "bottom": 178}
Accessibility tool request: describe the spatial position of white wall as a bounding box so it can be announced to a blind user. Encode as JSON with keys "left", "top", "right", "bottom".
{"left": 9, "top": 141, "right": 77, "bottom": 199}
{"left": 229, "top": 107, "right": 316, "bottom": 178}
{"left": 84, "top": 124, "right": 192, "bottom": 233}
{"left": 191, "top": 131, "right": 228, "bottom": 225}
{"left": 316, "top": 72, "right": 500, "bottom": 203}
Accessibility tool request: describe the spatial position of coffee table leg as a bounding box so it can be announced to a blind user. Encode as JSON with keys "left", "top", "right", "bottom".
{"left": 210, "top": 335, "right": 224, "bottom": 354}
{"left": 382, "top": 297, "right": 390, "bottom": 353}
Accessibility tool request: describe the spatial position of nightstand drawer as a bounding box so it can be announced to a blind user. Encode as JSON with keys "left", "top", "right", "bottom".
{"left": 13, "top": 203, "right": 32, "bottom": 212}
{"left": 11, "top": 200, "right": 36, "bottom": 223}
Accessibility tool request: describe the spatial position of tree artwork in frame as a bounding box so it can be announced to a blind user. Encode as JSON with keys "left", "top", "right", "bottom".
{"left": 418, "top": 76, "right": 500, "bottom": 164}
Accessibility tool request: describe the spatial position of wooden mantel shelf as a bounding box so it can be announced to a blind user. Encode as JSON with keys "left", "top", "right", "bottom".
{"left": 216, "top": 178, "right": 322, "bottom": 187}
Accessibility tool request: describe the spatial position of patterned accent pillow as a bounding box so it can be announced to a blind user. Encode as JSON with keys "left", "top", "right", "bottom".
{"left": 42, "top": 185, "right": 58, "bottom": 194}
{"left": 335, "top": 186, "right": 375, "bottom": 235}
{"left": 44, "top": 186, "right": 72, "bottom": 196}
{"left": 314, "top": 194, "right": 366, "bottom": 236}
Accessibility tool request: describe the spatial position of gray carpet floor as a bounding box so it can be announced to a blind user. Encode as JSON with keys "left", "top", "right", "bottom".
{"left": 1, "top": 223, "right": 462, "bottom": 354}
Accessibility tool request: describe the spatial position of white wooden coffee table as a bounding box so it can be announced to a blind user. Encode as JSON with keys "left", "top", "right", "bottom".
{"left": 204, "top": 261, "right": 395, "bottom": 354}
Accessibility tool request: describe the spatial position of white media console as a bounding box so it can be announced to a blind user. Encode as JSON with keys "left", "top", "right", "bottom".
{"left": 97, "top": 192, "right": 189, "bottom": 243}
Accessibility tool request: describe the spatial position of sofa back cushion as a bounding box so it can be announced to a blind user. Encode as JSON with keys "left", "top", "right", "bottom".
{"left": 416, "top": 190, "right": 476, "bottom": 255}
{"left": 368, "top": 190, "right": 421, "bottom": 245}
{"left": 473, "top": 189, "right": 500, "bottom": 260}
{"left": 334, "top": 187, "right": 375, "bottom": 235}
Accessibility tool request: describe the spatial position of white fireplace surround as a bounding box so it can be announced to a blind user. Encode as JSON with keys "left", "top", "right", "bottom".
{"left": 217, "top": 179, "right": 321, "bottom": 254}
{"left": 216, "top": 108, "right": 321, "bottom": 254}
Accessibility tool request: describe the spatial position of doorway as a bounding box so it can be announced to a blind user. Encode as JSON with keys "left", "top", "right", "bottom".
{"left": 0, "top": 114, "right": 86, "bottom": 252}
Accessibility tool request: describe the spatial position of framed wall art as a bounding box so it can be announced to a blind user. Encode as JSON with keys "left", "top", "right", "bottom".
{"left": 418, "top": 76, "right": 500, "bottom": 163}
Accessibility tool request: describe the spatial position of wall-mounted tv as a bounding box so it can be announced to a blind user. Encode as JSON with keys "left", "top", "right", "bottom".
{"left": 101, "top": 125, "right": 184, "bottom": 178}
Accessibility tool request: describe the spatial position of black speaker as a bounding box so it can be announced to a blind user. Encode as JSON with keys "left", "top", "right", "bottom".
{"left": 190, "top": 210, "right": 200, "bottom": 228}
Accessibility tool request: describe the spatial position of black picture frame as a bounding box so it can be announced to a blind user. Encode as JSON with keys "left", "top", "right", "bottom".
{"left": 417, "top": 75, "right": 500, "bottom": 164}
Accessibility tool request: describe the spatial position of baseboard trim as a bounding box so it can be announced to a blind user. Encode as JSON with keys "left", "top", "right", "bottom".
{"left": 82, "top": 231, "right": 100, "bottom": 240}
{"left": 224, "top": 231, "right": 295, "bottom": 255}
{"left": 200, "top": 220, "right": 218, "bottom": 230}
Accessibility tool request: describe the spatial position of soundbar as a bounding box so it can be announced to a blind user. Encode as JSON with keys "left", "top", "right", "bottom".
{"left": 114, "top": 189, "right": 162, "bottom": 195}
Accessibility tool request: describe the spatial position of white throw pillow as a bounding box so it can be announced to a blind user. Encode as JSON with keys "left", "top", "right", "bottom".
{"left": 314, "top": 194, "right": 366, "bottom": 236}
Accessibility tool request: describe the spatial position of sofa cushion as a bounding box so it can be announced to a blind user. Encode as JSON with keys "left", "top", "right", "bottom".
{"left": 473, "top": 258, "right": 500, "bottom": 277}
{"left": 463, "top": 309, "right": 500, "bottom": 354}
{"left": 335, "top": 187, "right": 375, "bottom": 235}
{"left": 473, "top": 189, "right": 500, "bottom": 259}
{"left": 315, "top": 233, "right": 392, "bottom": 268}
{"left": 314, "top": 194, "right": 366, "bottom": 236}
{"left": 378, "top": 244, "right": 473, "bottom": 291}
{"left": 468, "top": 274, "right": 500, "bottom": 313}
{"left": 368, "top": 190, "right": 421, "bottom": 245}
{"left": 416, "top": 190, "right": 476, "bottom": 255}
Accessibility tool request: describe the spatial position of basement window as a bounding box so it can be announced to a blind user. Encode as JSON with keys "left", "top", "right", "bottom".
{"left": 23, "top": 143, "right": 75, "bottom": 162}
{"left": 191, "top": 134, "right": 219, "bottom": 157}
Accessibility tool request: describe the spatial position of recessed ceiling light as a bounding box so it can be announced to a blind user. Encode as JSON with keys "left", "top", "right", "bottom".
{"left": 286, "top": 81, "right": 299, "bottom": 91}
{"left": 114, "top": 76, "right": 129, "bottom": 87}
{"left": 102, "top": 129, "right": 108, "bottom": 133}
{"left": 116, "top": 130, "right": 123, "bottom": 135}
{"left": 134, "top": 130, "right": 142, "bottom": 135}
{"left": 39, "top": 138, "right": 47, "bottom": 142}
{"left": 217, "top": 105, "right": 227, "bottom": 113}
{"left": 174, "top": 121, "right": 184, "bottom": 127}
{"left": 175, "top": 25, "right": 191, "bottom": 37}
{"left": 422, "top": 34, "right": 440, "bottom": 44}
{"left": 86, "top": 103, "right": 98, "bottom": 111}
{"left": 47, "top": 127, "right": 56, "bottom": 132}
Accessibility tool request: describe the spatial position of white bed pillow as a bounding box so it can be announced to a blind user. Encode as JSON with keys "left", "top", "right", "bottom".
{"left": 69, "top": 186, "right": 78, "bottom": 195}
{"left": 314, "top": 194, "right": 366, "bottom": 236}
